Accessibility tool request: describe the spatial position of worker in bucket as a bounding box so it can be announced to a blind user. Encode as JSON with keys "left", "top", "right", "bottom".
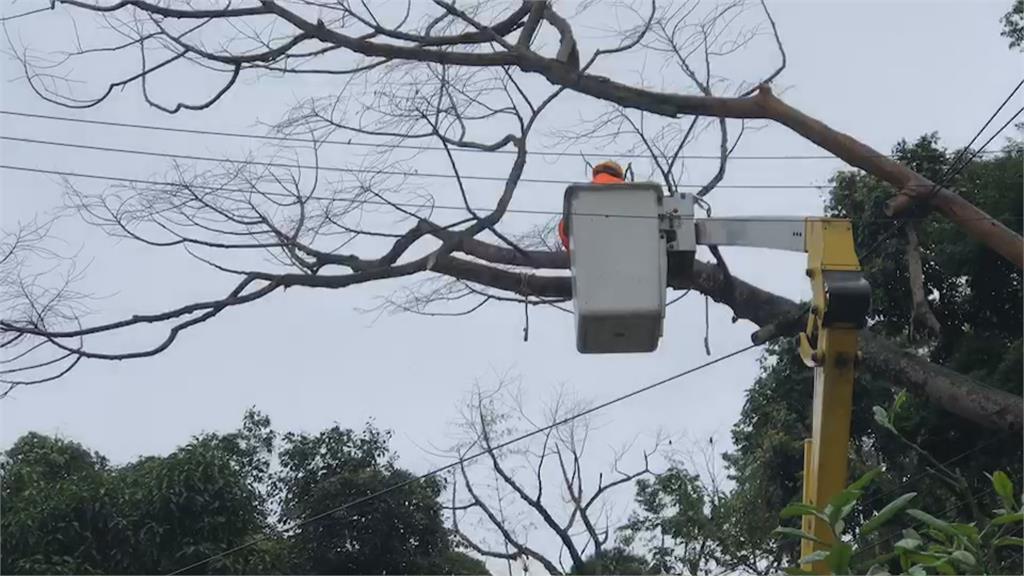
{"left": 558, "top": 160, "right": 625, "bottom": 252}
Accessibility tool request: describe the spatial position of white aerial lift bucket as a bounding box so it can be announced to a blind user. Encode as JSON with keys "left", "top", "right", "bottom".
{"left": 563, "top": 183, "right": 693, "bottom": 353}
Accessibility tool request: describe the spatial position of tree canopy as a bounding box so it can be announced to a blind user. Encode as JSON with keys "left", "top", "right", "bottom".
{"left": 1003, "top": 0, "right": 1024, "bottom": 49}
{"left": 1, "top": 411, "right": 488, "bottom": 575}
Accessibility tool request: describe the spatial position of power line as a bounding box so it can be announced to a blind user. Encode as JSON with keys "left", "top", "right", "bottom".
{"left": 937, "top": 79, "right": 1024, "bottom": 188}
{"left": 944, "top": 105, "right": 1024, "bottom": 188}
{"left": 0, "top": 163, "right": 781, "bottom": 219}
{"left": 3, "top": 163, "right": 1020, "bottom": 225}
{"left": 858, "top": 80, "right": 1024, "bottom": 261}
{"left": 861, "top": 104, "right": 1024, "bottom": 261}
{"left": 2, "top": 109, "right": 981, "bottom": 162}
{"left": 0, "top": 134, "right": 834, "bottom": 190}
{"left": 167, "top": 342, "right": 762, "bottom": 574}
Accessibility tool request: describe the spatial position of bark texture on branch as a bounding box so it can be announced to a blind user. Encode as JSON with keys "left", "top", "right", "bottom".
{"left": 903, "top": 222, "right": 942, "bottom": 340}
{"left": 757, "top": 91, "right": 1023, "bottom": 270}
{"left": 438, "top": 241, "right": 1022, "bottom": 432}
{"left": 534, "top": 74, "right": 1020, "bottom": 268}
{"left": 675, "top": 258, "right": 1023, "bottom": 432}
{"left": 858, "top": 332, "right": 1023, "bottom": 433}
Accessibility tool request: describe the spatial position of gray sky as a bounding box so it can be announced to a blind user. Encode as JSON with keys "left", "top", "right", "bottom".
{"left": 1, "top": 0, "right": 1020, "bottom": 571}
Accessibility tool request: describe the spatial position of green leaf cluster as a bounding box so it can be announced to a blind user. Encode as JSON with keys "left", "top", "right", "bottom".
{"left": 1, "top": 410, "right": 488, "bottom": 574}
{"left": 774, "top": 469, "right": 1024, "bottom": 575}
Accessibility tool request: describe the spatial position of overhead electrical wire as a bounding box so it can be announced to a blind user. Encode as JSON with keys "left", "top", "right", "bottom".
{"left": 2, "top": 163, "right": 1019, "bottom": 225}
{"left": 858, "top": 79, "right": 1024, "bottom": 261}
{"left": 3, "top": 109, "right": 995, "bottom": 161}
{"left": 167, "top": 342, "right": 762, "bottom": 574}
{"left": 0, "top": 135, "right": 833, "bottom": 190}
{"left": 938, "top": 79, "right": 1024, "bottom": 181}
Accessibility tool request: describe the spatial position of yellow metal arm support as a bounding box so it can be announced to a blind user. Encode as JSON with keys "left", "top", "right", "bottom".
{"left": 797, "top": 219, "right": 869, "bottom": 572}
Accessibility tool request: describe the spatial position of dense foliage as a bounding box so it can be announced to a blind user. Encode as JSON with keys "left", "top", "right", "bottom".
{"left": 1, "top": 412, "right": 487, "bottom": 575}
{"left": 1004, "top": 0, "right": 1024, "bottom": 49}
{"left": 776, "top": 466, "right": 1023, "bottom": 575}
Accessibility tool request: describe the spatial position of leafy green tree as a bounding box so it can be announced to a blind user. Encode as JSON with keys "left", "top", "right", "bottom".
{"left": 619, "top": 467, "right": 723, "bottom": 574}
{"left": 774, "top": 466, "right": 1023, "bottom": 575}
{"left": 1003, "top": 0, "right": 1024, "bottom": 49}
{"left": 1, "top": 411, "right": 283, "bottom": 574}
{"left": 1, "top": 433, "right": 117, "bottom": 574}
{"left": 277, "top": 423, "right": 482, "bottom": 574}
{"left": 571, "top": 547, "right": 653, "bottom": 575}
{"left": 111, "top": 412, "right": 282, "bottom": 573}
{"left": 2, "top": 412, "right": 488, "bottom": 574}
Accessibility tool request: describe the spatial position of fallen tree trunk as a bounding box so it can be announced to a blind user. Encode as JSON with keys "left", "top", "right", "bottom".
{"left": 523, "top": 50, "right": 1023, "bottom": 268}
{"left": 759, "top": 89, "right": 1023, "bottom": 270}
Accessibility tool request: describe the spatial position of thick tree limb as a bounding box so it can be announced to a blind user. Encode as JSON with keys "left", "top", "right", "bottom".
{"left": 435, "top": 241, "right": 1022, "bottom": 432}
{"left": 904, "top": 221, "right": 942, "bottom": 340}
{"left": 758, "top": 91, "right": 1023, "bottom": 269}
{"left": 858, "top": 332, "right": 1023, "bottom": 434}
{"left": 516, "top": 1, "right": 546, "bottom": 49}
{"left": 678, "top": 257, "right": 1024, "bottom": 432}
{"left": 539, "top": 5, "right": 579, "bottom": 68}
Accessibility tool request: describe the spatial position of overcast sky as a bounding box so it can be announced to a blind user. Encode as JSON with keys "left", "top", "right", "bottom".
{"left": 1, "top": 0, "right": 1020, "bottom": 572}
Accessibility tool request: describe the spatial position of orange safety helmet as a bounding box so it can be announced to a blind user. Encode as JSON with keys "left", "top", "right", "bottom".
{"left": 561, "top": 160, "right": 626, "bottom": 252}
{"left": 592, "top": 160, "right": 624, "bottom": 180}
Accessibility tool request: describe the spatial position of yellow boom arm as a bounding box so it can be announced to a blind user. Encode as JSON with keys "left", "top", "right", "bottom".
{"left": 695, "top": 216, "right": 870, "bottom": 570}
{"left": 798, "top": 219, "right": 870, "bottom": 571}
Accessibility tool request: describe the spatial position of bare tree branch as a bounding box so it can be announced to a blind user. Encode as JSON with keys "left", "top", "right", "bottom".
{"left": 443, "top": 381, "right": 664, "bottom": 573}
{"left": 19, "top": 0, "right": 1015, "bottom": 270}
